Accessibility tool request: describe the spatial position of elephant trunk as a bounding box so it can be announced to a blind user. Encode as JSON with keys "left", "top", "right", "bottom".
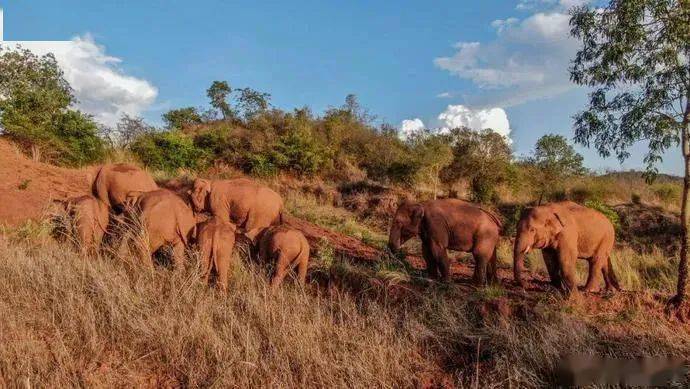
{"left": 513, "top": 234, "right": 532, "bottom": 287}
{"left": 388, "top": 225, "right": 402, "bottom": 253}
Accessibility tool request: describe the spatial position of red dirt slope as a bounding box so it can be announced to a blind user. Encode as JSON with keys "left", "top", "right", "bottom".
{"left": 0, "top": 139, "right": 93, "bottom": 227}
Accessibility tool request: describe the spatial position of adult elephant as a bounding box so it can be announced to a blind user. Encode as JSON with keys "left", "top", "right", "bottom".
{"left": 92, "top": 163, "right": 158, "bottom": 213}
{"left": 123, "top": 189, "right": 196, "bottom": 269}
{"left": 388, "top": 199, "right": 502, "bottom": 285}
{"left": 513, "top": 201, "right": 618, "bottom": 294}
{"left": 190, "top": 178, "right": 284, "bottom": 241}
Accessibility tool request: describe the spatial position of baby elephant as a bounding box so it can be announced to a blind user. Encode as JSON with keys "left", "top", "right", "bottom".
{"left": 257, "top": 226, "right": 310, "bottom": 290}
{"left": 197, "top": 218, "right": 237, "bottom": 292}
{"left": 55, "top": 195, "right": 109, "bottom": 255}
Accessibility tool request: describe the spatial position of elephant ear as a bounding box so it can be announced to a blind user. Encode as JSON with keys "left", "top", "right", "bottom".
{"left": 410, "top": 204, "right": 425, "bottom": 226}
{"left": 548, "top": 210, "right": 566, "bottom": 235}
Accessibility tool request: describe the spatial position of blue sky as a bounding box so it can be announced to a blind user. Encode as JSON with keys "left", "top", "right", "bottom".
{"left": 1, "top": 1, "right": 683, "bottom": 174}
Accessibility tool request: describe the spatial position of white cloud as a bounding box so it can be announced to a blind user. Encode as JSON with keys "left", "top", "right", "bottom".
{"left": 399, "top": 118, "right": 425, "bottom": 139}
{"left": 436, "top": 92, "right": 453, "bottom": 98}
{"left": 434, "top": 2, "right": 592, "bottom": 107}
{"left": 437, "top": 105, "right": 511, "bottom": 138}
{"left": 2, "top": 34, "right": 157, "bottom": 127}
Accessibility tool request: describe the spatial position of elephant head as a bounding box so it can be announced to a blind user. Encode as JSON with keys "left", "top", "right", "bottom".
{"left": 190, "top": 178, "right": 212, "bottom": 212}
{"left": 513, "top": 206, "right": 565, "bottom": 286}
{"left": 388, "top": 200, "right": 424, "bottom": 253}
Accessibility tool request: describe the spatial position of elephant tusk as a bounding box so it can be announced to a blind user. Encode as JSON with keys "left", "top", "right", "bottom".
{"left": 522, "top": 245, "right": 531, "bottom": 254}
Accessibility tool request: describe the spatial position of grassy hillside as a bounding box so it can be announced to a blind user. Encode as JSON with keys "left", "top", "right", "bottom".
{"left": 1, "top": 194, "right": 689, "bottom": 387}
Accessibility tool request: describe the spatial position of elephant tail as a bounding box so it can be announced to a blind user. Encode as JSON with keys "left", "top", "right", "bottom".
{"left": 479, "top": 207, "right": 503, "bottom": 230}
{"left": 607, "top": 256, "right": 621, "bottom": 291}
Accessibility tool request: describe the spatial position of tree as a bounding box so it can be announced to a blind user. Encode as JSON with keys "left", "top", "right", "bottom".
{"left": 0, "top": 47, "right": 104, "bottom": 166}
{"left": 162, "top": 107, "right": 203, "bottom": 130}
{"left": 526, "top": 134, "right": 586, "bottom": 204}
{"left": 236, "top": 87, "right": 270, "bottom": 120}
{"left": 570, "top": 1, "right": 690, "bottom": 312}
{"left": 441, "top": 128, "right": 512, "bottom": 204}
{"left": 115, "top": 113, "right": 153, "bottom": 147}
{"left": 207, "top": 81, "right": 233, "bottom": 119}
{"left": 407, "top": 130, "right": 454, "bottom": 198}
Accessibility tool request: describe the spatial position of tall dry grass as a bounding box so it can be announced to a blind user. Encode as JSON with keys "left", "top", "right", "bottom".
{"left": 1, "top": 218, "right": 690, "bottom": 387}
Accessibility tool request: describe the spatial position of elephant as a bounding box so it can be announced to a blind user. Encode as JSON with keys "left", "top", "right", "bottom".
{"left": 197, "top": 217, "right": 237, "bottom": 292}
{"left": 513, "top": 201, "right": 618, "bottom": 294}
{"left": 388, "top": 199, "right": 502, "bottom": 285}
{"left": 54, "top": 195, "right": 109, "bottom": 255}
{"left": 190, "top": 178, "right": 284, "bottom": 241}
{"left": 123, "top": 189, "right": 196, "bottom": 269}
{"left": 92, "top": 163, "right": 158, "bottom": 213}
{"left": 256, "top": 226, "right": 310, "bottom": 290}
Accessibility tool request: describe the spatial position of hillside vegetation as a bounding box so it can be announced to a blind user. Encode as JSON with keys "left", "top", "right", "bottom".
{"left": 1, "top": 32, "right": 690, "bottom": 387}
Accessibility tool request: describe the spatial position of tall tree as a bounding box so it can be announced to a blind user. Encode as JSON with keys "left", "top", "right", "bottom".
{"left": 162, "top": 107, "right": 203, "bottom": 130}
{"left": 527, "top": 134, "right": 586, "bottom": 204}
{"left": 0, "top": 47, "right": 103, "bottom": 165}
{"left": 440, "top": 127, "right": 512, "bottom": 204}
{"left": 236, "top": 87, "right": 270, "bottom": 120}
{"left": 407, "top": 130, "right": 453, "bottom": 198}
{"left": 570, "top": 1, "right": 690, "bottom": 313}
{"left": 207, "top": 80, "right": 233, "bottom": 119}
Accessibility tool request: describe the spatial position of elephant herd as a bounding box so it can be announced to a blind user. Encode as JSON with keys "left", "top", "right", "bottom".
{"left": 56, "top": 162, "right": 618, "bottom": 295}
{"left": 389, "top": 198, "right": 619, "bottom": 295}
{"left": 56, "top": 163, "right": 309, "bottom": 291}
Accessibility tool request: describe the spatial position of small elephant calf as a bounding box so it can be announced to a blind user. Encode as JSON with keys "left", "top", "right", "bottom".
{"left": 257, "top": 226, "right": 310, "bottom": 290}
{"left": 55, "top": 195, "right": 109, "bottom": 255}
{"left": 197, "top": 217, "right": 237, "bottom": 292}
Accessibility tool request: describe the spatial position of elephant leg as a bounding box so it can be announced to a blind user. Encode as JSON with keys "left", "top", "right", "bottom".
{"left": 200, "top": 245, "right": 213, "bottom": 284}
{"left": 421, "top": 239, "right": 440, "bottom": 279}
{"left": 557, "top": 247, "right": 579, "bottom": 295}
{"left": 542, "top": 248, "right": 562, "bottom": 288}
{"left": 215, "top": 253, "right": 230, "bottom": 293}
{"left": 472, "top": 239, "right": 496, "bottom": 286}
{"left": 603, "top": 255, "right": 620, "bottom": 292}
{"left": 270, "top": 253, "right": 290, "bottom": 290}
{"left": 583, "top": 256, "right": 605, "bottom": 293}
{"left": 171, "top": 242, "right": 186, "bottom": 270}
{"left": 296, "top": 256, "right": 308, "bottom": 286}
{"left": 429, "top": 242, "right": 451, "bottom": 283}
{"left": 487, "top": 250, "right": 499, "bottom": 285}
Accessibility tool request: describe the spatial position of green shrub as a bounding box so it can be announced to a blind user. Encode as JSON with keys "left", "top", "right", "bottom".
{"left": 130, "top": 130, "right": 205, "bottom": 172}
{"left": 585, "top": 199, "right": 621, "bottom": 232}
{"left": 0, "top": 49, "right": 105, "bottom": 166}
{"left": 272, "top": 131, "right": 330, "bottom": 176}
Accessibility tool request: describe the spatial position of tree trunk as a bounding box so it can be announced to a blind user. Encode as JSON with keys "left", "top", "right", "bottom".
{"left": 671, "top": 106, "right": 690, "bottom": 315}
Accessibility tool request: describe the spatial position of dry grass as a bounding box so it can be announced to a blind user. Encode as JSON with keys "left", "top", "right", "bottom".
{"left": 1, "top": 216, "right": 690, "bottom": 387}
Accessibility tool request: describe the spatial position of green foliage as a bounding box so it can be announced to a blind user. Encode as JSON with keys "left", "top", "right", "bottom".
{"left": 570, "top": 1, "right": 690, "bottom": 178}
{"left": 272, "top": 131, "right": 330, "bottom": 176}
{"left": 585, "top": 199, "right": 621, "bottom": 232}
{"left": 525, "top": 134, "right": 586, "bottom": 203}
{"left": 441, "top": 128, "right": 512, "bottom": 204}
{"left": 0, "top": 48, "right": 104, "bottom": 166}
{"left": 406, "top": 131, "right": 454, "bottom": 195}
{"left": 207, "top": 80, "right": 234, "bottom": 120}
{"left": 162, "top": 107, "right": 203, "bottom": 130}
{"left": 130, "top": 130, "right": 205, "bottom": 172}
{"left": 236, "top": 87, "right": 271, "bottom": 120}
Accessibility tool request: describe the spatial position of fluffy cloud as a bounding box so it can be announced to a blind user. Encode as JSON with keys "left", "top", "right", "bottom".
{"left": 434, "top": 2, "right": 591, "bottom": 107}
{"left": 437, "top": 105, "right": 511, "bottom": 138}
{"left": 399, "top": 118, "right": 425, "bottom": 139}
{"left": 2, "top": 34, "right": 158, "bottom": 127}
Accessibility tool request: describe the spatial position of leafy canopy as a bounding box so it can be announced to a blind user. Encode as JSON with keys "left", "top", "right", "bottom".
{"left": 0, "top": 47, "right": 104, "bottom": 166}
{"left": 570, "top": 0, "right": 690, "bottom": 177}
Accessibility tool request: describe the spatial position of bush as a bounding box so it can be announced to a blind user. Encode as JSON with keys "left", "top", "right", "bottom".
{"left": 272, "top": 131, "right": 330, "bottom": 176}
{"left": 130, "top": 130, "right": 205, "bottom": 172}
{"left": 585, "top": 199, "right": 621, "bottom": 232}
{"left": 652, "top": 183, "right": 681, "bottom": 205}
{"left": 0, "top": 49, "right": 105, "bottom": 166}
